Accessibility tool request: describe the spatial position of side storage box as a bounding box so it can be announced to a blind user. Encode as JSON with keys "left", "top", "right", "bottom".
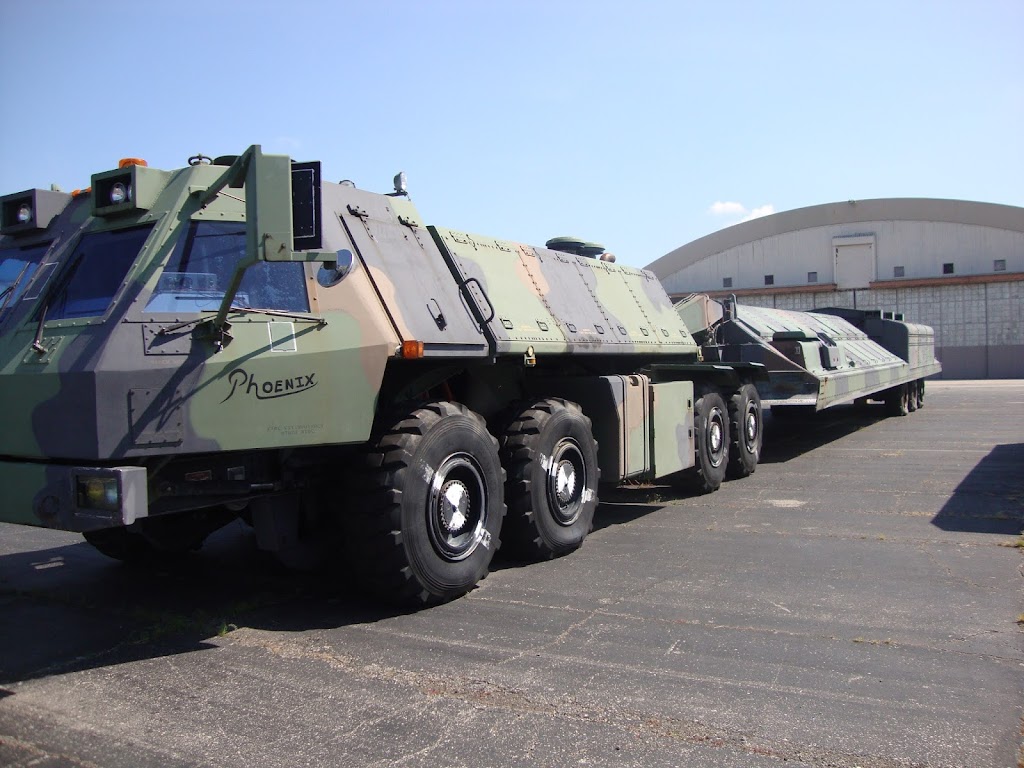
{"left": 649, "top": 381, "right": 695, "bottom": 479}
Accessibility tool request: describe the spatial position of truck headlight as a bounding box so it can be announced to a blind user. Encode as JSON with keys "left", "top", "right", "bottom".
{"left": 16, "top": 203, "right": 33, "bottom": 224}
{"left": 109, "top": 181, "right": 131, "bottom": 205}
{"left": 76, "top": 476, "right": 120, "bottom": 512}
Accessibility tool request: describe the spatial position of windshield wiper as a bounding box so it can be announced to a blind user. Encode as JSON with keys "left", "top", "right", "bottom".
{"left": 31, "top": 300, "right": 50, "bottom": 355}
{"left": 156, "top": 305, "right": 326, "bottom": 336}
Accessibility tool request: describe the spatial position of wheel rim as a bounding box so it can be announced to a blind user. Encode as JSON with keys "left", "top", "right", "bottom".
{"left": 546, "top": 438, "right": 587, "bottom": 526}
{"left": 707, "top": 406, "right": 726, "bottom": 468}
{"left": 744, "top": 402, "right": 759, "bottom": 450}
{"left": 427, "top": 452, "right": 487, "bottom": 562}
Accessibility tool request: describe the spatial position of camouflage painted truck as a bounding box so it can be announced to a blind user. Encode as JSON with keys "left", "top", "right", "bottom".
{"left": 674, "top": 294, "right": 941, "bottom": 417}
{"left": 0, "top": 146, "right": 767, "bottom": 605}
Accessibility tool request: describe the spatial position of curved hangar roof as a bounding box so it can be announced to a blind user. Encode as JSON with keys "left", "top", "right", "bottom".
{"left": 646, "top": 198, "right": 1024, "bottom": 290}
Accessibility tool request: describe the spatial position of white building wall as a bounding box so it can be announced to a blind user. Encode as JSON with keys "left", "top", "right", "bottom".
{"left": 664, "top": 221, "right": 1024, "bottom": 294}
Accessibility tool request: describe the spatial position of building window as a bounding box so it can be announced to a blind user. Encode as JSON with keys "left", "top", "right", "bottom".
{"left": 807, "top": 271, "right": 818, "bottom": 283}
{"left": 894, "top": 266, "right": 905, "bottom": 278}
{"left": 943, "top": 262, "right": 954, "bottom": 275}
{"left": 994, "top": 259, "right": 1006, "bottom": 272}
{"left": 764, "top": 274, "right": 774, "bottom": 286}
{"left": 722, "top": 277, "right": 733, "bottom": 288}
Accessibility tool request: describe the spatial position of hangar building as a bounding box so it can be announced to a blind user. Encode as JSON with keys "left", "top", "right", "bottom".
{"left": 646, "top": 199, "right": 1024, "bottom": 379}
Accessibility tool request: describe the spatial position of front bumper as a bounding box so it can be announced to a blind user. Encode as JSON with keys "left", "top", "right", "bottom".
{"left": 0, "top": 460, "right": 148, "bottom": 531}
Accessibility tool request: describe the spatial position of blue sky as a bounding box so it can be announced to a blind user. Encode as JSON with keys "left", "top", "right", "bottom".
{"left": 2, "top": 1, "right": 1021, "bottom": 267}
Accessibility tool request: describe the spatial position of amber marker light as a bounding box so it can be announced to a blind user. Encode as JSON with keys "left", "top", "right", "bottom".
{"left": 401, "top": 340, "right": 425, "bottom": 359}
{"left": 118, "top": 157, "right": 148, "bottom": 168}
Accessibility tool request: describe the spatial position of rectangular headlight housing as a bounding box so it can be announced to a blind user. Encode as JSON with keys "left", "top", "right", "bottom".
{"left": 1, "top": 188, "right": 71, "bottom": 235}
{"left": 71, "top": 466, "right": 148, "bottom": 525}
{"left": 92, "top": 164, "right": 167, "bottom": 217}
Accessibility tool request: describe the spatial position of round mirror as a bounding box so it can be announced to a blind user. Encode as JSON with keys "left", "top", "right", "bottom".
{"left": 317, "top": 249, "right": 355, "bottom": 288}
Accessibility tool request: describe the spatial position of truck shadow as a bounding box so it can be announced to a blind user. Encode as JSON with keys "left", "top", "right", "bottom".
{"left": 0, "top": 487, "right": 683, "bottom": 687}
{"left": 931, "top": 442, "right": 1024, "bottom": 535}
{"left": 759, "top": 405, "right": 888, "bottom": 464}
{"left": 0, "top": 523, "right": 404, "bottom": 686}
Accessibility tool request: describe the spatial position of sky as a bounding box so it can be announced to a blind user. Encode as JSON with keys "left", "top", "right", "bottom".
{"left": 1, "top": 1, "right": 1021, "bottom": 268}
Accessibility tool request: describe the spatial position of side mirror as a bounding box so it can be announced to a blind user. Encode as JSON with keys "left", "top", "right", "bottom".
{"left": 317, "top": 249, "right": 355, "bottom": 288}
{"left": 199, "top": 145, "right": 333, "bottom": 263}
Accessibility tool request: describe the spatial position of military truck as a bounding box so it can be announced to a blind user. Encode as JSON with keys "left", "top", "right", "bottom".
{"left": 0, "top": 146, "right": 768, "bottom": 605}
{"left": 675, "top": 293, "right": 941, "bottom": 417}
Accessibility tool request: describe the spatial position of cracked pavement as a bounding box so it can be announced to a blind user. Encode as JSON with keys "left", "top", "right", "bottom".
{"left": 1, "top": 381, "right": 1022, "bottom": 767}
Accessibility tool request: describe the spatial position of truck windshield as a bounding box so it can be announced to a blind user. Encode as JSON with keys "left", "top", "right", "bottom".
{"left": 144, "top": 221, "right": 309, "bottom": 313}
{"left": 0, "top": 243, "right": 50, "bottom": 316}
{"left": 45, "top": 226, "right": 153, "bottom": 320}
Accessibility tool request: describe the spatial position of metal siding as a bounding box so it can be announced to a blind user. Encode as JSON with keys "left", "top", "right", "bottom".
{"left": 667, "top": 220, "right": 1024, "bottom": 293}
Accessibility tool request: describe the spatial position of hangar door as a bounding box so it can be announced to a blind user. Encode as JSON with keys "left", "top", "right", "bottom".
{"left": 833, "top": 235, "right": 876, "bottom": 290}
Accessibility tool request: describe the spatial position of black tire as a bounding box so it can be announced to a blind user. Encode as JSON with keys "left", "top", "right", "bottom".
{"left": 83, "top": 527, "right": 158, "bottom": 563}
{"left": 884, "top": 384, "right": 909, "bottom": 417}
{"left": 345, "top": 402, "right": 505, "bottom": 606}
{"left": 907, "top": 382, "right": 919, "bottom": 412}
{"left": 916, "top": 380, "right": 925, "bottom": 408}
{"left": 727, "top": 384, "right": 762, "bottom": 479}
{"left": 669, "top": 390, "right": 729, "bottom": 494}
{"left": 501, "top": 399, "right": 600, "bottom": 560}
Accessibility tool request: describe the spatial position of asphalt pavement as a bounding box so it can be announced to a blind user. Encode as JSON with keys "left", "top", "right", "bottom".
{"left": 1, "top": 381, "right": 1022, "bottom": 768}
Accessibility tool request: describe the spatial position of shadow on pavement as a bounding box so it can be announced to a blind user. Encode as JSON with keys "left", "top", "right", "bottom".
{"left": 932, "top": 442, "right": 1024, "bottom": 535}
{"left": 0, "top": 486, "right": 680, "bottom": 687}
{"left": 759, "top": 404, "right": 888, "bottom": 464}
{"left": 0, "top": 523, "right": 408, "bottom": 686}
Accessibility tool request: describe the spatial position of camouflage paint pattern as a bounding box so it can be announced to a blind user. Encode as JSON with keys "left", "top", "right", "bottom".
{"left": 0, "top": 153, "right": 401, "bottom": 529}
{"left": 430, "top": 227, "right": 698, "bottom": 358}
{"left": 676, "top": 297, "right": 942, "bottom": 409}
{"left": 10, "top": 145, "right": 932, "bottom": 536}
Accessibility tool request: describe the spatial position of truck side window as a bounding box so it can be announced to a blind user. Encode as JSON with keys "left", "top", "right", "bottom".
{"left": 0, "top": 243, "right": 50, "bottom": 316}
{"left": 145, "top": 221, "right": 309, "bottom": 313}
{"left": 46, "top": 226, "right": 153, "bottom": 320}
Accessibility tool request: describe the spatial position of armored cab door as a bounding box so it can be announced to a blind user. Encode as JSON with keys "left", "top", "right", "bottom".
{"left": 334, "top": 188, "right": 488, "bottom": 357}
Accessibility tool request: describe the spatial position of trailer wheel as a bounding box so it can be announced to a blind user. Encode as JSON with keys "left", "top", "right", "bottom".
{"left": 346, "top": 402, "right": 505, "bottom": 606}
{"left": 916, "top": 380, "right": 926, "bottom": 408}
{"left": 671, "top": 391, "right": 729, "bottom": 494}
{"left": 907, "top": 382, "right": 919, "bottom": 412}
{"left": 727, "top": 384, "right": 762, "bottom": 479}
{"left": 884, "top": 384, "right": 909, "bottom": 417}
{"left": 501, "top": 399, "right": 599, "bottom": 560}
